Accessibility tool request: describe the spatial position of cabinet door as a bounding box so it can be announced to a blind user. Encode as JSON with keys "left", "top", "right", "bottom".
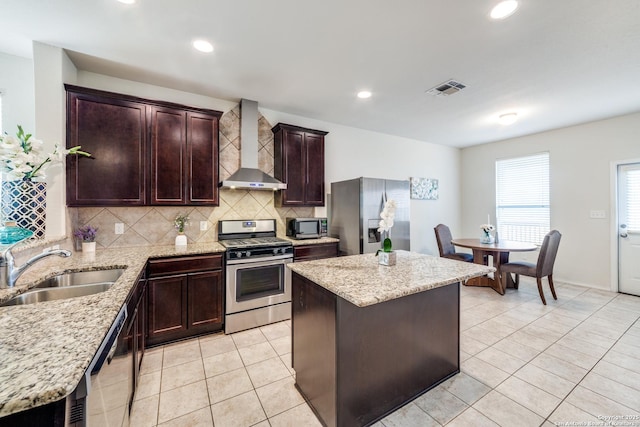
{"left": 280, "top": 130, "right": 306, "bottom": 205}
{"left": 147, "top": 275, "right": 188, "bottom": 345}
{"left": 304, "top": 133, "right": 325, "bottom": 206}
{"left": 187, "top": 270, "right": 223, "bottom": 332}
{"left": 150, "top": 106, "right": 186, "bottom": 204}
{"left": 136, "top": 283, "right": 147, "bottom": 372}
{"left": 187, "top": 112, "right": 219, "bottom": 204}
{"left": 274, "top": 123, "right": 327, "bottom": 207}
{"left": 66, "top": 91, "right": 147, "bottom": 206}
{"left": 293, "top": 242, "right": 338, "bottom": 262}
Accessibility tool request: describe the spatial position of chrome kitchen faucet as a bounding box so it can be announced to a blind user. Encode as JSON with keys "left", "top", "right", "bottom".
{"left": 0, "top": 244, "right": 71, "bottom": 288}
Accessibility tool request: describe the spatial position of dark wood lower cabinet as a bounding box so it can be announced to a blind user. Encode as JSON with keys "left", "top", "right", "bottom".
{"left": 293, "top": 242, "right": 339, "bottom": 262}
{"left": 147, "top": 274, "right": 188, "bottom": 343}
{"left": 188, "top": 270, "right": 223, "bottom": 331}
{"left": 147, "top": 255, "right": 224, "bottom": 346}
{"left": 292, "top": 273, "right": 460, "bottom": 427}
{"left": 0, "top": 399, "right": 65, "bottom": 427}
{"left": 134, "top": 280, "right": 147, "bottom": 377}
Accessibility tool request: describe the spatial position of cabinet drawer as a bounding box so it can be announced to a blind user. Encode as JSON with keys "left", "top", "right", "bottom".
{"left": 148, "top": 254, "right": 222, "bottom": 276}
{"left": 294, "top": 243, "right": 339, "bottom": 262}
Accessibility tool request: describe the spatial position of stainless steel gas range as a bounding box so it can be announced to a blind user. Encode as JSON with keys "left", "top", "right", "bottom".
{"left": 218, "top": 219, "right": 294, "bottom": 334}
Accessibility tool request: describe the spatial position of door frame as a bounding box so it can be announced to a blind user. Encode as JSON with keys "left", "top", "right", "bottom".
{"left": 610, "top": 157, "right": 640, "bottom": 292}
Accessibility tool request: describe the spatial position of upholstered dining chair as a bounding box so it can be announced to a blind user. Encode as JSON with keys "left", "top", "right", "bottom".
{"left": 500, "top": 230, "right": 562, "bottom": 305}
{"left": 434, "top": 224, "right": 473, "bottom": 262}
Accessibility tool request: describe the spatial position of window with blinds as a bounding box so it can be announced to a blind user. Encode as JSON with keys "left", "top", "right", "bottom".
{"left": 624, "top": 169, "right": 640, "bottom": 232}
{"left": 496, "top": 152, "right": 550, "bottom": 245}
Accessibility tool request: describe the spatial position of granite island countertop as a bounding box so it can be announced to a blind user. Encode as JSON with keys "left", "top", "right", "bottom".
{"left": 0, "top": 242, "right": 225, "bottom": 418}
{"left": 288, "top": 250, "right": 495, "bottom": 307}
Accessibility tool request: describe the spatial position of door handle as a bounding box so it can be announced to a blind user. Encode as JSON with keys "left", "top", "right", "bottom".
{"left": 620, "top": 224, "right": 628, "bottom": 238}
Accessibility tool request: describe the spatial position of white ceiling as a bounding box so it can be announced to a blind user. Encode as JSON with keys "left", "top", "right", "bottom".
{"left": 2, "top": 0, "right": 640, "bottom": 148}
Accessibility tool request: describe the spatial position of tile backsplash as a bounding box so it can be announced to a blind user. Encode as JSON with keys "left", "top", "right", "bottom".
{"left": 68, "top": 105, "right": 315, "bottom": 249}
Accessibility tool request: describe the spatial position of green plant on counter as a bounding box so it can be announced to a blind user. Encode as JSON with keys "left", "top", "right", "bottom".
{"left": 174, "top": 214, "right": 189, "bottom": 234}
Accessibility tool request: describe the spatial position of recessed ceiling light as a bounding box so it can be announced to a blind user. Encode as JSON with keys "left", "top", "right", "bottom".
{"left": 490, "top": 1, "right": 518, "bottom": 19}
{"left": 357, "top": 91, "right": 372, "bottom": 99}
{"left": 193, "top": 39, "right": 214, "bottom": 53}
{"left": 498, "top": 112, "right": 518, "bottom": 125}
{"left": 117, "top": 0, "right": 136, "bottom": 4}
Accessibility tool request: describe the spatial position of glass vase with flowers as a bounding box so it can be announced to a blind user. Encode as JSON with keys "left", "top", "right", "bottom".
{"left": 480, "top": 224, "right": 495, "bottom": 244}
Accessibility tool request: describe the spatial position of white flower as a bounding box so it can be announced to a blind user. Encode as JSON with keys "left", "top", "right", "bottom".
{"left": 480, "top": 224, "right": 495, "bottom": 233}
{"left": 377, "top": 199, "right": 397, "bottom": 233}
{"left": 0, "top": 125, "right": 91, "bottom": 180}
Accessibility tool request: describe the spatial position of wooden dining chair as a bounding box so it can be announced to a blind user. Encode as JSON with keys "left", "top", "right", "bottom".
{"left": 500, "top": 230, "right": 562, "bottom": 304}
{"left": 434, "top": 224, "right": 473, "bottom": 262}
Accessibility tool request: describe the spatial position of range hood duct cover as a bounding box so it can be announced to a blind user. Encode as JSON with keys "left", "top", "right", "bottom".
{"left": 220, "top": 99, "right": 286, "bottom": 190}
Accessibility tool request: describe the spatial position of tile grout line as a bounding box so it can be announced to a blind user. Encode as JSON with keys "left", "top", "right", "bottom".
{"left": 456, "top": 285, "right": 606, "bottom": 425}
{"left": 538, "top": 304, "right": 640, "bottom": 425}
{"left": 492, "top": 291, "right": 639, "bottom": 426}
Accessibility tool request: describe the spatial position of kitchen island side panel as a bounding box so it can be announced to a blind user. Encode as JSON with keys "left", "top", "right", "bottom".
{"left": 292, "top": 273, "right": 338, "bottom": 427}
{"left": 292, "top": 272, "right": 460, "bottom": 427}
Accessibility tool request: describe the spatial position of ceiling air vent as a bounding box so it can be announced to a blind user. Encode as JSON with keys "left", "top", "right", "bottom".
{"left": 426, "top": 79, "right": 467, "bottom": 96}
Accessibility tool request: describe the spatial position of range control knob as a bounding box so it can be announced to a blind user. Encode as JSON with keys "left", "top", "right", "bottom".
{"left": 246, "top": 251, "right": 251, "bottom": 257}
{"left": 273, "top": 248, "right": 279, "bottom": 255}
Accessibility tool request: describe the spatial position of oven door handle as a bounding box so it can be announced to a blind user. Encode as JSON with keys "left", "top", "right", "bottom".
{"left": 226, "top": 253, "right": 293, "bottom": 265}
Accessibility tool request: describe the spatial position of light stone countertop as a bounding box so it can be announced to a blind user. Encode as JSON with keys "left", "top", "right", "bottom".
{"left": 0, "top": 242, "right": 225, "bottom": 418}
{"left": 288, "top": 250, "right": 495, "bottom": 307}
{"left": 280, "top": 236, "right": 340, "bottom": 246}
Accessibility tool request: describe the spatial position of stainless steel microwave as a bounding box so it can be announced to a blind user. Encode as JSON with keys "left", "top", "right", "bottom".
{"left": 286, "top": 217, "right": 328, "bottom": 239}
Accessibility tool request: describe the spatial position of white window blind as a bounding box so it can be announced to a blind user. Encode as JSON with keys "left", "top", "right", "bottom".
{"left": 625, "top": 169, "right": 640, "bottom": 232}
{"left": 496, "top": 152, "right": 550, "bottom": 245}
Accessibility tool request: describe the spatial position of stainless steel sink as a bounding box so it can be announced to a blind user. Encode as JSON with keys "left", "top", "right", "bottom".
{"left": 1, "top": 268, "right": 124, "bottom": 306}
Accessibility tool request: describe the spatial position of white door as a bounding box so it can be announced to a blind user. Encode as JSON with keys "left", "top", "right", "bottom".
{"left": 618, "top": 163, "right": 640, "bottom": 296}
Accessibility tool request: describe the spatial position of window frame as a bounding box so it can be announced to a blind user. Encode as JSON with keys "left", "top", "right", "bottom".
{"left": 495, "top": 152, "right": 550, "bottom": 245}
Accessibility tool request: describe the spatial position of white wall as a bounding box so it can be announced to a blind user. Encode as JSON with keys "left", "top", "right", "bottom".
{"left": 32, "top": 42, "right": 78, "bottom": 237}
{"left": 77, "top": 72, "right": 237, "bottom": 113}
{"left": 0, "top": 51, "right": 35, "bottom": 134}
{"left": 461, "top": 112, "right": 640, "bottom": 289}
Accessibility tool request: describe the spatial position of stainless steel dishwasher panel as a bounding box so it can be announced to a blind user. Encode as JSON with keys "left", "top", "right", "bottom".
{"left": 67, "top": 305, "right": 132, "bottom": 426}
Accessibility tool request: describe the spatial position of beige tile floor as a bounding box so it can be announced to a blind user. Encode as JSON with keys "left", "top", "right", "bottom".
{"left": 131, "top": 279, "right": 640, "bottom": 427}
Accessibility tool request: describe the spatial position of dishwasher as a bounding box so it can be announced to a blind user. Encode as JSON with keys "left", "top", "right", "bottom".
{"left": 66, "top": 304, "right": 133, "bottom": 426}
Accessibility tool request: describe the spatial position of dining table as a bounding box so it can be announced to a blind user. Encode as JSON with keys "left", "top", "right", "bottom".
{"left": 450, "top": 238, "right": 538, "bottom": 295}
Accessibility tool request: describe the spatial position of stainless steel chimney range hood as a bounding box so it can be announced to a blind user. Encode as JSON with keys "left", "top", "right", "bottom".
{"left": 219, "top": 99, "right": 286, "bottom": 191}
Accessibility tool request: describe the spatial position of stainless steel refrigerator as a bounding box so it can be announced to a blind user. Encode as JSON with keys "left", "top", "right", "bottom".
{"left": 330, "top": 177, "right": 410, "bottom": 256}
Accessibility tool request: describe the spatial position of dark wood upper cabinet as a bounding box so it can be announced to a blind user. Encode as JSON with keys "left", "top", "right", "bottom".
{"left": 66, "top": 90, "right": 147, "bottom": 205}
{"left": 150, "top": 106, "right": 186, "bottom": 204}
{"left": 273, "top": 123, "right": 328, "bottom": 207}
{"left": 65, "top": 85, "right": 222, "bottom": 206}
{"left": 187, "top": 111, "right": 219, "bottom": 204}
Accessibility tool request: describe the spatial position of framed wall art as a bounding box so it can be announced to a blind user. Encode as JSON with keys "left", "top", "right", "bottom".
{"left": 410, "top": 177, "right": 439, "bottom": 200}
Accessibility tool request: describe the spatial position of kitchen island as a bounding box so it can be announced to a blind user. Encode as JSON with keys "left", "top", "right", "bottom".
{"left": 288, "top": 250, "right": 493, "bottom": 427}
